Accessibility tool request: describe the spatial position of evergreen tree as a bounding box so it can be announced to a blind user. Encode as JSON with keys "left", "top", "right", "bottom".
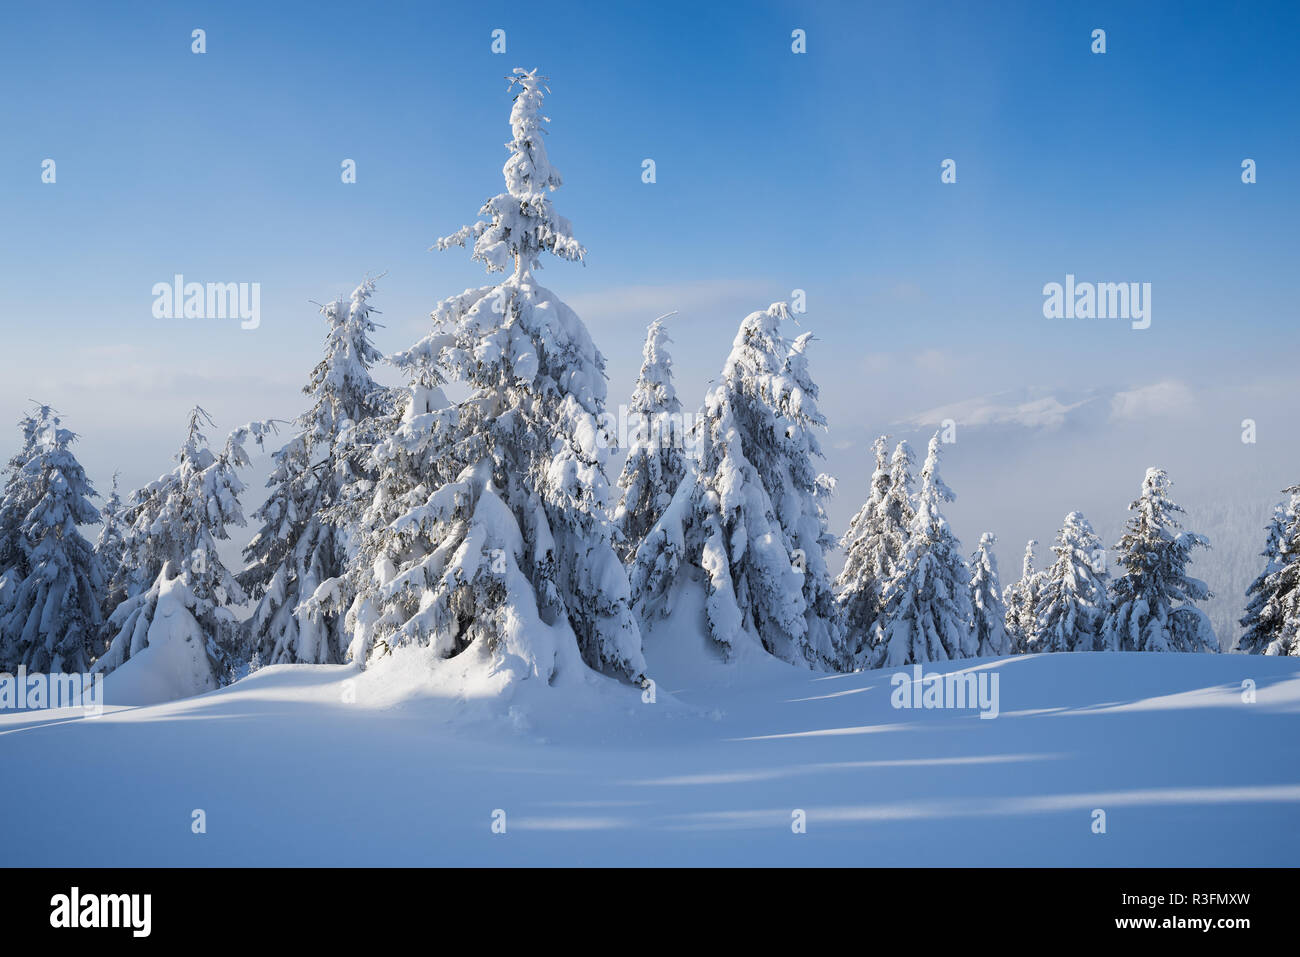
{"left": 304, "top": 345, "right": 457, "bottom": 668}
{"left": 94, "top": 472, "right": 127, "bottom": 592}
{"left": 1237, "top": 486, "right": 1300, "bottom": 655}
{"left": 877, "top": 434, "right": 975, "bottom": 667}
{"left": 835, "top": 436, "right": 913, "bottom": 664}
{"left": 968, "top": 532, "right": 1011, "bottom": 658}
{"left": 0, "top": 411, "right": 104, "bottom": 673}
{"left": 835, "top": 437, "right": 888, "bottom": 657}
{"left": 1003, "top": 539, "right": 1042, "bottom": 653}
{"left": 241, "top": 278, "right": 393, "bottom": 665}
{"left": 876, "top": 440, "right": 918, "bottom": 615}
{"left": 883, "top": 441, "right": 917, "bottom": 531}
{"left": 97, "top": 408, "right": 270, "bottom": 685}
{"left": 1033, "top": 511, "right": 1108, "bottom": 652}
{"left": 0, "top": 404, "right": 58, "bottom": 585}
{"left": 319, "top": 69, "right": 645, "bottom": 683}
{"left": 773, "top": 332, "right": 846, "bottom": 669}
{"left": 632, "top": 303, "right": 847, "bottom": 670}
{"left": 1099, "top": 468, "right": 1216, "bottom": 652}
{"left": 613, "top": 314, "right": 687, "bottom": 562}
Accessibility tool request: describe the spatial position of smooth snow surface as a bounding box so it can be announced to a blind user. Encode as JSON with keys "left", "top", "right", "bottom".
{"left": 3, "top": 592, "right": 1297, "bottom": 865}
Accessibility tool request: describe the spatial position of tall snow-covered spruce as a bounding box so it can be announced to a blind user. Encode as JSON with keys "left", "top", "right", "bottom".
{"left": 631, "top": 303, "right": 847, "bottom": 671}
{"left": 1099, "top": 468, "right": 1216, "bottom": 653}
{"left": 835, "top": 437, "right": 914, "bottom": 665}
{"left": 322, "top": 69, "right": 645, "bottom": 684}
{"left": 1033, "top": 511, "right": 1108, "bottom": 653}
{"left": 94, "top": 473, "right": 128, "bottom": 592}
{"left": 877, "top": 434, "right": 974, "bottom": 668}
{"left": 96, "top": 408, "right": 271, "bottom": 692}
{"left": 613, "top": 314, "right": 687, "bottom": 563}
{"left": 1237, "top": 486, "right": 1300, "bottom": 655}
{"left": 968, "top": 532, "right": 1011, "bottom": 658}
{"left": 0, "top": 405, "right": 58, "bottom": 590}
{"left": 240, "top": 279, "right": 393, "bottom": 665}
{"left": 0, "top": 409, "right": 105, "bottom": 673}
{"left": 774, "top": 332, "right": 846, "bottom": 668}
{"left": 1003, "top": 539, "right": 1042, "bottom": 653}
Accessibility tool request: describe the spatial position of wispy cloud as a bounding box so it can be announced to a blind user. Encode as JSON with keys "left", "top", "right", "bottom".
{"left": 904, "top": 392, "right": 1100, "bottom": 431}
{"left": 565, "top": 279, "right": 781, "bottom": 327}
{"left": 1109, "top": 381, "right": 1197, "bottom": 421}
{"left": 899, "top": 380, "right": 1202, "bottom": 434}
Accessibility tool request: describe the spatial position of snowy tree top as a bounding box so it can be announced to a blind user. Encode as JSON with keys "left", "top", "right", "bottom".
{"left": 1021, "top": 539, "right": 1038, "bottom": 576}
{"left": 1059, "top": 510, "right": 1096, "bottom": 538}
{"left": 1134, "top": 468, "right": 1183, "bottom": 524}
{"left": 915, "top": 433, "right": 955, "bottom": 524}
{"left": 723, "top": 302, "right": 791, "bottom": 384}
{"left": 435, "top": 68, "right": 584, "bottom": 277}
{"left": 889, "top": 439, "right": 915, "bottom": 473}
{"left": 630, "top": 313, "right": 681, "bottom": 416}
{"left": 8, "top": 403, "right": 70, "bottom": 464}
{"left": 871, "top": 435, "right": 889, "bottom": 468}
{"left": 179, "top": 406, "right": 217, "bottom": 468}
{"left": 970, "top": 533, "right": 1002, "bottom": 591}
{"left": 1124, "top": 467, "right": 1208, "bottom": 554}
{"left": 503, "top": 68, "right": 562, "bottom": 197}
{"left": 303, "top": 276, "right": 390, "bottom": 439}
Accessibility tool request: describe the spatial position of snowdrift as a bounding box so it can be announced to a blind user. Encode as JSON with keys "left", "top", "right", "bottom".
{"left": 4, "top": 628, "right": 1298, "bottom": 866}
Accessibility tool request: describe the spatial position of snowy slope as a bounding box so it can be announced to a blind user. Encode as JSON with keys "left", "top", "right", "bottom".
{"left": 3, "top": 602, "right": 1298, "bottom": 866}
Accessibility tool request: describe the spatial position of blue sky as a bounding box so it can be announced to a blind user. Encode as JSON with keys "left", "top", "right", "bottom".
{"left": 1, "top": 0, "right": 1297, "bottom": 625}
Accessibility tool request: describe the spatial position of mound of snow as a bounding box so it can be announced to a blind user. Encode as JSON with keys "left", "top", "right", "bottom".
{"left": 99, "top": 575, "right": 217, "bottom": 707}
{"left": 640, "top": 570, "right": 805, "bottom": 692}
{"left": 7, "top": 640, "right": 1299, "bottom": 865}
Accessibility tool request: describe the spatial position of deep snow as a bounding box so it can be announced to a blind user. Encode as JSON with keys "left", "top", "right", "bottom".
{"left": 3, "top": 593, "right": 1298, "bottom": 866}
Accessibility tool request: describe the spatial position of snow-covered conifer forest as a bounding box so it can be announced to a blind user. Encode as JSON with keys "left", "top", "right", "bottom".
{"left": 9, "top": 72, "right": 1290, "bottom": 694}
{"left": 3, "top": 4, "right": 1299, "bottom": 874}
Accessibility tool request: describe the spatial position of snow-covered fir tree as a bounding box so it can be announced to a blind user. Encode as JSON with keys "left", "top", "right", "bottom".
{"left": 240, "top": 278, "right": 393, "bottom": 665}
{"left": 1239, "top": 498, "right": 1291, "bottom": 649}
{"left": 94, "top": 472, "right": 127, "bottom": 591}
{"left": 97, "top": 408, "right": 270, "bottom": 689}
{"left": 772, "top": 331, "right": 845, "bottom": 668}
{"left": 835, "top": 436, "right": 914, "bottom": 664}
{"left": 968, "top": 532, "right": 1012, "bottom": 658}
{"left": 835, "top": 437, "right": 889, "bottom": 658}
{"left": 1033, "top": 511, "right": 1108, "bottom": 653}
{"left": 0, "top": 411, "right": 104, "bottom": 673}
{"left": 1237, "top": 486, "right": 1300, "bottom": 655}
{"left": 877, "top": 433, "right": 975, "bottom": 667}
{"left": 876, "top": 440, "right": 918, "bottom": 611}
{"left": 1003, "top": 539, "right": 1042, "bottom": 653}
{"left": 301, "top": 340, "right": 457, "bottom": 668}
{"left": 613, "top": 314, "right": 687, "bottom": 562}
{"left": 316, "top": 69, "right": 644, "bottom": 683}
{"left": 631, "top": 303, "right": 847, "bottom": 671}
{"left": 1099, "top": 468, "right": 1217, "bottom": 653}
{"left": 0, "top": 404, "right": 58, "bottom": 586}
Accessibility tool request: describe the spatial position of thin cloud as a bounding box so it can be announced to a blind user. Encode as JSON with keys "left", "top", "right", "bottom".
{"left": 1110, "top": 381, "right": 1197, "bottom": 421}
{"left": 565, "top": 279, "right": 779, "bottom": 326}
